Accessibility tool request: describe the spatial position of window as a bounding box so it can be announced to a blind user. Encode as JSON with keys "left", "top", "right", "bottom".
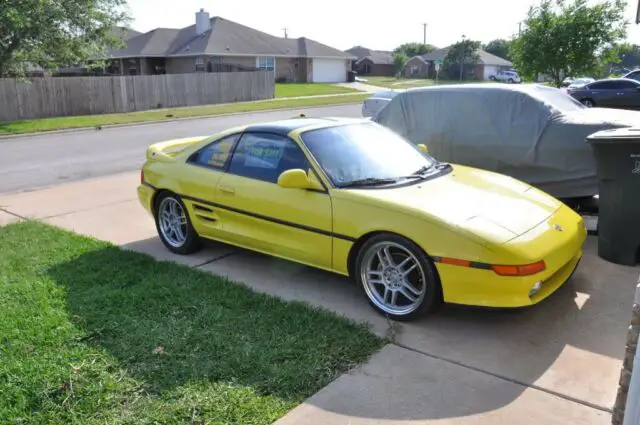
{"left": 256, "top": 56, "right": 275, "bottom": 71}
{"left": 588, "top": 81, "right": 627, "bottom": 90}
{"left": 619, "top": 80, "right": 639, "bottom": 89}
{"left": 300, "top": 122, "right": 437, "bottom": 187}
{"left": 189, "top": 134, "right": 240, "bottom": 169}
{"left": 195, "top": 56, "right": 205, "bottom": 72}
{"left": 625, "top": 71, "right": 640, "bottom": 82}
{"left": 228, "top": 132, "right": 309, "bottom": 183}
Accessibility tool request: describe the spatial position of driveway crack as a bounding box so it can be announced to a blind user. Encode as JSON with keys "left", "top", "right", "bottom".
{"left": 192, "top": 251, "right": 239, "bottom": 268}
{"left": 391, "top": 342, "right": 612, "bottom": 414}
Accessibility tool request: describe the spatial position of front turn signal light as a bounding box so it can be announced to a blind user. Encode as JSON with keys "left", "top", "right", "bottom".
{"left": 492, "top": 260, "right": 546, "bottom": 277}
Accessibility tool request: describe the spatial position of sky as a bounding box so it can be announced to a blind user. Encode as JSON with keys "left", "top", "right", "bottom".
{"left": 124, "top": 0, "right": 640, "bottom": 51}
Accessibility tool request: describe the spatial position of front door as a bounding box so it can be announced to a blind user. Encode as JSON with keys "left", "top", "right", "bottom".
{"left": 214, "top": 131, "right": 333, "bottom": 270}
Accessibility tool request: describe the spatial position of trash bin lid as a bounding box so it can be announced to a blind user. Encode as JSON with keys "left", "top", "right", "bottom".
{"left": 586, "top": 127, "right": 640, "bottom": 144}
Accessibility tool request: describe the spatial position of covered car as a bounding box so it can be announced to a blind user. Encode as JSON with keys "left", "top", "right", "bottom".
{"left": 373, "top": 83, "right": 640, "bottom": 199}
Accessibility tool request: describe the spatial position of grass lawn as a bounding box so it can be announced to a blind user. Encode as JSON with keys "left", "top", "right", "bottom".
{"left": 0, "top": 93, "right": 369, "bottom": 136}
{"left": 275, "top": 83, "right": 360, "bottom": 98}
{"left": 0, "top": 221, "right": 384, "bottom": 425}
{"left": 362, "top": 76, "right": 485, "bottom": 89}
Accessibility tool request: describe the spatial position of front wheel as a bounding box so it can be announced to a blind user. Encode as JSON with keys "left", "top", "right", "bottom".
{"left": 154, "top": 191, "right": 202, "bottom": 255}
{"left": 355, "top": 233, "right": 442, "bottom": 321}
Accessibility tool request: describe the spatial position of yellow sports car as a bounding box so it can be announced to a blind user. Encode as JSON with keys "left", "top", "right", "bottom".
{"left": 137, "top": 117, "right": 587, "bottom": 321}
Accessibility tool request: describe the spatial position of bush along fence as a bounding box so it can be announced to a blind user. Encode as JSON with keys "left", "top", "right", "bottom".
{"left": 613, "top": 279, "right": 640, "bottom": 425}
{"left": 0, "top": 71, "right": 275, "bottom": 122}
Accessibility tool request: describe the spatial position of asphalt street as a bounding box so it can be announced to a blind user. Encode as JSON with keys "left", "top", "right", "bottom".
{"left": 0, "top": 103, "right": 362, "bottom": 194}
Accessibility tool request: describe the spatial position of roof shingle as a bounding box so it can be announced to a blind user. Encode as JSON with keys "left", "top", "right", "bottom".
{"left": 108, "top": 16, "right": 355, "bottom": 59}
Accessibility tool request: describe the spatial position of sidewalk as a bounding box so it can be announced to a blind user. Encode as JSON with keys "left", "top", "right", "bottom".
{"left": 1, "top": 172, "right": 636, "bottom": 424}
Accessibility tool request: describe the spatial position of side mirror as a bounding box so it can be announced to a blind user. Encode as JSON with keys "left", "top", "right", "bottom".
{"left": 417, "top": 144, "right": 429, "bottom": 154}
{"left": 277, "top": 169, "right": 324, "bottom": 191}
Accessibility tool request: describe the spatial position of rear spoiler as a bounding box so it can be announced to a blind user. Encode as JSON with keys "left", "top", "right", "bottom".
{"left": 145, "top": 136, "right": 209, "bottom": 162}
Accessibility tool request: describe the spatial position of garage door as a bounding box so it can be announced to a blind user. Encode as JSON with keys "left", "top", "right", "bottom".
{"left": 312, "top": 59, "right": 347, "bottom": 83}
{"left": 484, "top": 65, "right": 499, "bottom": 80}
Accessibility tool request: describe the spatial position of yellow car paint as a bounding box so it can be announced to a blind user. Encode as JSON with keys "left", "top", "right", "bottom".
{"left": 138, "top": 119, "right": 586, "bottom": 309}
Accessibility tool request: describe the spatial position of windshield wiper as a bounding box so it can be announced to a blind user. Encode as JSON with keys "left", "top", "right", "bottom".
{"left": 337, "top": 177, "right": 398, "bottom": 188}
{"left": 397, "top": 162, "right": 452, "bottom": 181}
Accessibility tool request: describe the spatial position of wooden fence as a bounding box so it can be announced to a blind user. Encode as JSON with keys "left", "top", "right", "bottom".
{"left": 0, "top": 71, "right": 275, "bottom": 122}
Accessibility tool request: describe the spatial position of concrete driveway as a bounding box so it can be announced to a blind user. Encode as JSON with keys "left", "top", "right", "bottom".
{"left": 1, "top": 171, "right": 637, "bottom": 424}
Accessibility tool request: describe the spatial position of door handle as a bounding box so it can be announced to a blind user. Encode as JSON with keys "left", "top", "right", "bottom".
{"left": 219, "top": 186, "right": 235, "bottom": 195}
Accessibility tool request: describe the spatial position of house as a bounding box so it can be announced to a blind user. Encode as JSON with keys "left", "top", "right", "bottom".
{"left": 345, "top": 46, "right": 395, "bottom": 76}
{"left": 403, "top": 45, "right": 513, "bottom": 80}
{"left": 104, "top": 9, "right": 356, "bottom": 83}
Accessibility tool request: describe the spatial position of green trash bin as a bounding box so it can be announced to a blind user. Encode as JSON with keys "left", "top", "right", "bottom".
{"left": 586, "top": 127, "right": 640, "bottom": 266}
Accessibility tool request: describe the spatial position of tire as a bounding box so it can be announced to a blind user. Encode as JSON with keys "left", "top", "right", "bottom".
{"left": 354, "top": 233, "right": 442, "bottom": 321}
{"left": 581, "top": 98, "right": 595, "bottom": 107}
{"left": 154, "top": 191, "right": 202, "bottom": 255}
{"left": 507, "top": 78, "right": 514, "bottom": 84}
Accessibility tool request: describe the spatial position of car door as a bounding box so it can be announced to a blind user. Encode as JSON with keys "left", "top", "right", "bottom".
{"left": 180, "top": 132, "right": 241, "bottom": 236}
{"left": 213, "top": 131, "right": 333, "bottom": 270}
{"left": 585, "top": 81, "right": 622, "bottom": 107}
{"left": 611, "top": 79, "right": 640, "bottom": 109}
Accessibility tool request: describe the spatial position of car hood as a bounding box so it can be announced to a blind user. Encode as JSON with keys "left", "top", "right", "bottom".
{"left": 337, "top": 165, "right": 563, "bottom": 245}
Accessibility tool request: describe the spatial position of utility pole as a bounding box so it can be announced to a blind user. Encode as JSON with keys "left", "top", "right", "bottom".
{"left": 518, "top": 22, "right": 522, "bottom": 35}
{"left": 422, "top": 23, "right": 427, "bottom": 44}
{"left": 459, "top": 34, "right": 466, "bottom": 81}
{"left": 282, "top": 27, "right": 289, "bottom": 38}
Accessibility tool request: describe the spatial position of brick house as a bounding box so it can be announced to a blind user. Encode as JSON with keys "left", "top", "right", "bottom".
{"left": 345, "top": 46, "right": 395, "bottom": 76}
{"left": 403, "top": 46, "right": 513, "bottom": 80}
{"left": 104, "top": 9, "right": 356, "bottom": 83}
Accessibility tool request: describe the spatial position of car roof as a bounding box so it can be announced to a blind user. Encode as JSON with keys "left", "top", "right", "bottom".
{"left": 244, "top": 117, "right": 367, "bottom": 136}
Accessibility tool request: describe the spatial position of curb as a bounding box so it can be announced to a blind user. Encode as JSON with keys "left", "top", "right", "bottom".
{"left": 0, "top": 101, "right": 365, "bottom": 141}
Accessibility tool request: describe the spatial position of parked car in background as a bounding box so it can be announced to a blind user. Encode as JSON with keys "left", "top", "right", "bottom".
{"left": 361, "top": 90, "right": 402, "bottom": 118}
{"left": 567, "top": 78, "right": 640, "bottom": 109}
{"left": 623, "top": 69, "right": 640, "bottom": 82}
{"left": 489, "top": 70, "right": 521, "bottom": 83}
{"left": 373, "top": 83, "right": 640, "bottom": 200}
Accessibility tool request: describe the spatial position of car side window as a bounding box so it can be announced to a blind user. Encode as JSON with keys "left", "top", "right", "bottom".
{"left": 189, "top": 133, "right": 240, "bottom": 169}
{"left": 587, "top": 81, "right": 615, "bottom": 90}
{"left": 619, "top": 80, "right": 639, "bottom": 89}
{"left": 227, "top": 132, "right": 309, "bottom": 183}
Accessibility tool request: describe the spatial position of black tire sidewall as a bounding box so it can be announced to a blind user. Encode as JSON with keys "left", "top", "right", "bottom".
{"left": 354, "top": 233, "right": 442, "bottom": 321}
{"left": 154, "top": 192, "right": 202, "bottom": 255}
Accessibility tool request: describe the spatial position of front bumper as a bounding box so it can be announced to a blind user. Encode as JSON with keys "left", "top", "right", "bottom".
{"left": 437, "top": 208, "right": 587, "bottom": 308}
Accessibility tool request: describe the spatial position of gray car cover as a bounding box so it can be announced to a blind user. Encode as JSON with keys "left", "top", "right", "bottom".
{"left": 373, "top": 83, "right": 640, "bottom": 199}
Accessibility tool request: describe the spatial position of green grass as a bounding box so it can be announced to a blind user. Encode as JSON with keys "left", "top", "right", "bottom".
{"left": 362, "top": 76, "right": 486, "bottom": 89}
{"left": 0, "top": 221, "right": 384, "bottom": 425}
{"left": 0, "top": 93, "right": 370, "bottom": 136}
{"left": 275, "top": 83, "right": 359, "bottom": 97}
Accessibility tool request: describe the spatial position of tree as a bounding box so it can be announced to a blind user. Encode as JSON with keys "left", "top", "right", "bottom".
{"left": 0, "top": 0, "right": 131, "bottom": 77}
{"left": 393, "top": 52, "right": 408, "bottom": 77}
{"left": 444, "top": 38, "right": 481, "bottom": 80}
{"left": 484, "top": 39, "right": 513, "bottom": 60}
{"left": 509, "top": 0, "right": 627, "bottom": 87}
{"left": 393, "top": 42, "right": 437, "bottom": 58}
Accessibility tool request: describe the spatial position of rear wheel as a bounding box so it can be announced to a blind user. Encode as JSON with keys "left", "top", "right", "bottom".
{"left": 581, "top": 98, "right": 595, "bottom": 107}
{"left": 355, "top": 233, "right": 442, "bottom": 321}
{"left": 154, "top": 191, "right": 202, "bottom": 254}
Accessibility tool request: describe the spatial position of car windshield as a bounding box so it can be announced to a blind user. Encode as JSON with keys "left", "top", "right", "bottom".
{"left": 300, "top": 122, "right": 439, "bottom": 187}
